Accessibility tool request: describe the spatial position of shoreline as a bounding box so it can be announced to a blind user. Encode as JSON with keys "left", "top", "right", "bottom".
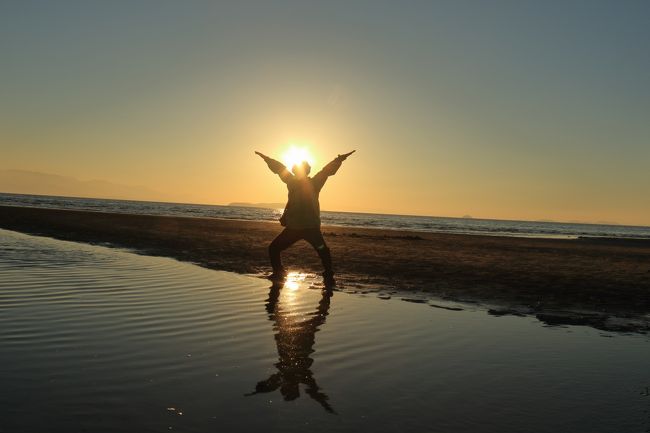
{"left": 1, "top": 205, "right": 649, "bottom": 332}
{"left": 3, "top": 192, "right": 650, "bottom": 239}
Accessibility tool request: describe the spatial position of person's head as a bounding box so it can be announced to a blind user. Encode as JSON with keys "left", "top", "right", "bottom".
{"left": 291, "top": 161, "right": 311, "bottom": 178}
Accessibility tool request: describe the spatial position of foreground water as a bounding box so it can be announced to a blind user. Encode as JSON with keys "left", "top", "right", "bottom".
{"left": 1, "top": 230, "right": 649, "bottom": 432}
{"left": 3, "top": 192, "right": 650, "bottom": 239}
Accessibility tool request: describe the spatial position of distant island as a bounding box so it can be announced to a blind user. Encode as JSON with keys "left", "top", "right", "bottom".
{"left": 228, "top": 202, "right": 285, "bottom": 209}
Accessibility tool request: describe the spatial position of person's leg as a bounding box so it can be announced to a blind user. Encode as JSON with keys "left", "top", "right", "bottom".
{"left": 303, "top": 229, "right": 334, "bottom": 280}
{"left": 269, "top": 229, "right": 301, "bottom": 275}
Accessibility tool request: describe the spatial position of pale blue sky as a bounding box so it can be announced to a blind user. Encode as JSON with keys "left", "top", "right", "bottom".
{"left": 2, "top": 1, "right": 649, "bottom": 224}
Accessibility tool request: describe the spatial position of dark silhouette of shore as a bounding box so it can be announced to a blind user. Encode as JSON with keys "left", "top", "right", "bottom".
{"left": 1, "top": 205, "right": 649, "bottom": 326}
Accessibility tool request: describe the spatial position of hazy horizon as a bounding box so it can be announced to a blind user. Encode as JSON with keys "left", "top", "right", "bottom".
{"left": 1, "top": 169, "right": 645, "bottom": 228}
{"left": 2, "top": 2, "right": 649, "bottom": 225}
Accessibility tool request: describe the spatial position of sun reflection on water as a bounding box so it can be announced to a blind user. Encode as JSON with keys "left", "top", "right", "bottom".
{"left": 281, "top": 272, "right": 308, "bottom": 307}
{"left": 250, "top": 270, "right": 335, "bottom": 412}
{"left": 283, "top": 271, "right": 307, "bottom": 291}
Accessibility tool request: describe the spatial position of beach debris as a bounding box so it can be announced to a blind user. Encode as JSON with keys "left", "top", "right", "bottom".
{"left": 429, "top": 303, "right": 463, "bottom": 311}
{"left": 488, "top": 308, "right": 526, "bottom": 317}
{"left": 377, "top": 293, "right": 391, "bottom": 300}
{"left": 400, "top": 235, "right": 424, "bottom": 241}
{"left": 528, "top": 311, "right": 650, "bottom": 334}
{"left": 454, "top": 298, "right": 479, "bottom": 304}
{"left": 401, "top": 297, "right": 427, "bottom": 304}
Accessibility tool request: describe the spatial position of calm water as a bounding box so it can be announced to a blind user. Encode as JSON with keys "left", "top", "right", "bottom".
{"left": 3, "top": 192, "right": 650, "bottom": 239}
{"left": 1, "top": 229, "right": 649, "bottom": 432}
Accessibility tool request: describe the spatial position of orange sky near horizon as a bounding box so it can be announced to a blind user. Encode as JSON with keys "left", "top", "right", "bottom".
{"left": 1, "top": 2, "right": 649, "bottom": 226}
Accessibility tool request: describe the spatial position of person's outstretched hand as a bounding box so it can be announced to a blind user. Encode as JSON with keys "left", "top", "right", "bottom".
{"left": 255, "top": 151, "right": 287, "bottom": 175}
{"left": 337, "top": 150, "right": 356, "bottom": 161}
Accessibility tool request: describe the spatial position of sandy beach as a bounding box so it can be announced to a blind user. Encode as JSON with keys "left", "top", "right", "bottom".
{"left": 1, "top": 205, "right": 649, "bottom": 320}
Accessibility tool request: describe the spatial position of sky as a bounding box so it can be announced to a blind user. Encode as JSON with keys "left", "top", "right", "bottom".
{"left": 1, "top": 1, "right": 649, "bottom": 225}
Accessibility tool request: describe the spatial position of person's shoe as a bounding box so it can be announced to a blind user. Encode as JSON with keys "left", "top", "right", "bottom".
{"left": 322, "top": 271, "right": 336, "bottom": 288}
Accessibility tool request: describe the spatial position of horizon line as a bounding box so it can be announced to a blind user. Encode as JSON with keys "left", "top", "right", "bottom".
{"left": 1, "top": 191, "right": 648, "bottom": 229}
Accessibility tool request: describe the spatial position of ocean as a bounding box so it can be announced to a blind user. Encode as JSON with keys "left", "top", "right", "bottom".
{"left": 1, "top": 192, "right": 649, "bottom": 239}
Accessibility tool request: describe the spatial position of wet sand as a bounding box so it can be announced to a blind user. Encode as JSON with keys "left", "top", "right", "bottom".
{"left": 1, "top": 205, "right": 649, "bottom": 321}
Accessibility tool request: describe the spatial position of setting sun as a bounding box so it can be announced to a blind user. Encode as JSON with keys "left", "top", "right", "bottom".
{"left": 282, "top": 145, "right": 314, "bottom": 170}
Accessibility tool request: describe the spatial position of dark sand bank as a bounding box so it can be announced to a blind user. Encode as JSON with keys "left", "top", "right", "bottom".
{"left": 1, "top": 205, "right": 649, "bottom": 331}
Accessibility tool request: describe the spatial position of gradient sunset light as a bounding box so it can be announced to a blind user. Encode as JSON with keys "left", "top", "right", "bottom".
{"left": 1, "top": 1, "right": 649, "bottom": 225}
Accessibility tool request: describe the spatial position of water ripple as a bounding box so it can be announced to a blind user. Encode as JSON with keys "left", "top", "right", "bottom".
{"left": 1, "top": 229, "right": 649, "bottom": 433}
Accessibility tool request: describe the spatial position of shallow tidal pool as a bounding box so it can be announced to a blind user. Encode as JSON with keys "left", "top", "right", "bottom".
{"left": 1, "top": 229, "right": 649, "bottom": 433}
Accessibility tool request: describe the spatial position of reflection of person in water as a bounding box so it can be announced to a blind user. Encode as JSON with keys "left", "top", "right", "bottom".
{"left": 255, "top": 150, "right": 355, "bottom": 286}
{"left": 246, "top": 282, "right": 335, "bottom": 414}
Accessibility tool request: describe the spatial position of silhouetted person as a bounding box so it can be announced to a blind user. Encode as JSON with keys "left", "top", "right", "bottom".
{"left": 245, "top": 282, "right": 335, "bottom": 413}
{"left": 255, "top": 150, "right": 355, "bottom": 286}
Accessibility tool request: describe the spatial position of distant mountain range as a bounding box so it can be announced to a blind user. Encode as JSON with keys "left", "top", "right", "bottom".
{"left": 228, "top": 202, "right": 285, "bottom": 209}
{"left": 0, "top": 169, "right": 166, "bottom": 201}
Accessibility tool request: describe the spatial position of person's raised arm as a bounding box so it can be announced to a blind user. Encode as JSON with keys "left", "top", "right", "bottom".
{"left": 255, "top": 151, "right": 292, "bottom": 183}
{"left": 314, "top": 150, "right": 355, "bottom": 182}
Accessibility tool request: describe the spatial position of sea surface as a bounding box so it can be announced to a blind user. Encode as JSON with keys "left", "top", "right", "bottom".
{"left": 1, "top": 229, "right": 649, "bottom": 432}
{"left": 2, "top": 192, "right": 650, "bottom": 239}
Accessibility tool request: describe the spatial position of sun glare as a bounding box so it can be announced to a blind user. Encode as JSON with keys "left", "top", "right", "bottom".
{"left": 284, "top": 271, "right": 306, "bottom": 291}
{"left": 282, "top": 145, "right": 314, "bottom": 170}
